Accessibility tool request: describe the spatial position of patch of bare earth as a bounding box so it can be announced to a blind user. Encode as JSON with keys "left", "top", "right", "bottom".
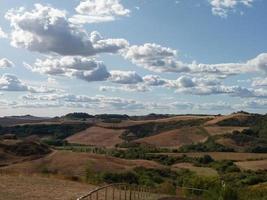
{"left": 235, "top": 160, "right": 267, "bottom": 171}
{"left": 0, "top": 173, "right": 94, "bottom": 200}
{"left": 135, "top": 127, "right": 208, "bottom": 148}
{"left": 172, "top": 163, "right": 218, "bottom": 177}
{"left": 67, "top": 126, "right": 125, "bottom": 148}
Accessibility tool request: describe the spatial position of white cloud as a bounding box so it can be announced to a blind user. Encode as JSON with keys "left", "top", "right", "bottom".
{"left": 247, "top": 53, "right": 267, "bottom": 74}
{"left": 143, "top": 75, "right": 168, "bottom": 86}
{"left": 0, "top": 58, "right": 14, "bottom": 68}
{"left": 125, "top": 43, "right": 267, "bottom": 79}
{"left": 209, "top": 0, "right": 254, "bottom": 17}
{"left": 25, "top": 56, "right": 110, "bottom": 82}
{"left": 124, "top": 43, "right": 190, "bottom": 73}
{"left": 0, "top": 74, "right": 28, "bottom": 91}
{"left": 109, "top": 70, "right": 143, "bottom": 84}
{"left": 70, "top": 0, "right": 130, "bottom": 24}
{"left": 0, "top": 27, "right": 8, "bottom": 38}
{"left": 0, "top": 74, "right": 62, "bottom": 93}
{"left": 5, "top": 4, "right": 128, "bottom": 56}
{"left": 252, "top": 78, "right": 267, "bottom": 87}
{"left": 21, "top": 93, "right": 146, "bottom": 110}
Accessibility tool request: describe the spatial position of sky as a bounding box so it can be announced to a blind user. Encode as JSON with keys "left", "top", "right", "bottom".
{"left": 0, "top": 0, "right": 267, "bottom": 117}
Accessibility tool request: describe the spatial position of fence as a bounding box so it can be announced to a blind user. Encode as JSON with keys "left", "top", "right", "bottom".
{"left": 77, "top": 183, "right": 159, "bottom": 200}
{"left": 77, "top": 183, "right": 209, "bottom": 200}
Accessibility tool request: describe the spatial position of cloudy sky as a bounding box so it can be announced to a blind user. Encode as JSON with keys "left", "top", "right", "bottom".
{"left": 0, "top": 0, "right": 267, "bottom": 116}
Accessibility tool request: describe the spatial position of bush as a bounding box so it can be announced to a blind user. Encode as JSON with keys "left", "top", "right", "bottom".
{"left": 179, "top": 137, "right": 234, "bottom": 152}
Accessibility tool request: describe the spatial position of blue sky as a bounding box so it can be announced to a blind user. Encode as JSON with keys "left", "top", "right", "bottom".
{"left": 0, "top": 0, "right": 267, "bottom": 116}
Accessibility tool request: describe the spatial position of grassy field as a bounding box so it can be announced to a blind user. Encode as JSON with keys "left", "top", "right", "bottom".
{"left": 67, "top": 126, "right": 125, "bottom": 148}
{"left": 172, "top": 163, "right": 218, "bottom": 177}
{"left": 0, "top": 173, "right": 95, "bottom": 200}
{"left": 2, "top": 150, "right": 163, "bottom": 178}
{"left": 135, "top": 127, "right": 208, "bottom": 148}
{"left": 235, "top": 160, "right": 267, "bottom": 171}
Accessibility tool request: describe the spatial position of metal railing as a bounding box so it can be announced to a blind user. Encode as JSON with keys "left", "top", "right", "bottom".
{"left": 77, "top": 183, "right": 158, "bottom": 200}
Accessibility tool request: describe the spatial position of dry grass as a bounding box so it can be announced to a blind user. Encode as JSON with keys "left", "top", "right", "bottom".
{"left": 216, "top": 137, "right": 247, "bottom": 152}
{"left": 204, "top": 126, "right": 247, "bottom": 136}
{"left": 153, "top": 152, "right": 267, "bottom": 161}
{"left": 2, "top": 151, "right": 163, "bottom": 178}
{"left": 98, "top": 115, "right": 213, "bottom": 129}
{"left": 235, "top": 160, "right": 267, "bottom": 171}
{"left": 0, "top": 173, "right": 95, "bottom": 200}
{"left": 135, "top": 127, "right": 208, "bottom": 148}
{"left": 204, "top": 113, "right": 251, "bottom": 126}
{"left": 172, "top": 163, "right": 218, "bottom": 177}
{"left": 67, "top": 126, "right": 125, "bottom": 148}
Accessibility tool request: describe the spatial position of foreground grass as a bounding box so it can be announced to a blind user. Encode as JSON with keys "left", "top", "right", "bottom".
{"left": 0, "top": 173, "right": 95, "bottom": 200}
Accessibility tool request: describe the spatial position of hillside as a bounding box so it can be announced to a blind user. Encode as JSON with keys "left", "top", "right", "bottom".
{"left": 2, "top": 150, "right": 163, "bottom": 179}
{"left": 0, "top": 140, "right": 51, "bottom": 167}
{"left": 135, "top": 127, "right": 208, "bottom": 148}
{"left": 67, "top": 126, "right": 125, "bottom": 148}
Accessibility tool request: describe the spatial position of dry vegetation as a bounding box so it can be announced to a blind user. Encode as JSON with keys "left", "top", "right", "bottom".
{"left": 153, "top": 152, "right": 267, "bottom": 161}
{"left": 204, "top": 126, "right": 247, "bottom": 136}
{"left": 67, "top": 126, "right": 125, "bottom": 148}
{"left": 235, "top": 160, "right": 267, "bottom": 171}
{"left": 204, "top": 113, "right": 252, "bottom": 126}
{"left": 172, "top": 162, "right": 218, "bottom": 177}
{"left": 0, "top": 173, "right": 95, "bottom": 200}
{"left": 2, "top": 150, "right": 163, "bottom": 178}
{"left": 135, "top": 127, "right": 208, "bottom": 148}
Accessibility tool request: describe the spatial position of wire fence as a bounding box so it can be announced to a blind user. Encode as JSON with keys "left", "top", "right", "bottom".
{"left": 77, "top": 183, "right": 161, "bottom": 200}
{"left": 77, "top": 183, "right": 210, "bottom": 200}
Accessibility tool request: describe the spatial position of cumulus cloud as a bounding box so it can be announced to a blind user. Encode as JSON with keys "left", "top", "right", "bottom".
{"left": 109, "top": 70, "right": 143, "bottom": 84}
{"left": 124, "top": 43, "right": 267, "bottom": 79}
{"left": 143, "top": 75, "right": 168, "bottom": 86}
{"left": 247, "top": 53, "right": 267, "bottom": 74}
{"left": 5, "top": 4, "right": 128, "bottom": 56}
{"left": 0, "top": 27, "right": 7, "bottom": 38}
{"left": 0, "top": 74, "right": 62, "bottom": 93}
{"left": 208, "top": 0, "right": 254, "bottom": 17}
{"left": 124, "top": 43, "right": 190, "bottom": 73}
{"left": 25, "top": 56, "right": 110, "bottom": 82}
{"left": 70, "top": 0, "right": 130, "bottom": 24}
{"left": 0, "top": 58, "right": 14, "bottom": 68}
{"left": 0, "top": 74, "right": 29, "bottom": 91}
